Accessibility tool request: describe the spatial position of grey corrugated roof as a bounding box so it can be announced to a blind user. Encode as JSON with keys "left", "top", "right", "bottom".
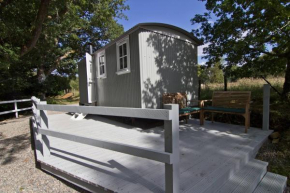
{"left": 137, "top": 23, "right": 203, "bottom": 45}
{"left": 95, "top": 22, "right": 203, "bottom": 53}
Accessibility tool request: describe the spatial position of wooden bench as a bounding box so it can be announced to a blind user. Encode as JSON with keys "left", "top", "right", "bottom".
{"left": 163, "top": 92, "right": 200, "bottom": 123}
{"left": 200, "top": 91, "right": 251, "bottom": 133}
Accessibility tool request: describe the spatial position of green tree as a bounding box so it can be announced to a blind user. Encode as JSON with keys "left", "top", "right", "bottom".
{"left": 198, "top": 59, "right": 224, "bottom": 84}
{"left": 231, "top": 54, "right": 286, "bottom": 79}
{"left": 209, "top": 60, "right": 224, "bottom": 83}
{"left": 191, "top": 0, "right": 290, "bottom": 97}
{"left": 197, "top": 64, "right": 210, "bottom": 83}
{"left": 0, "top": 0, "right": 128, "bottom": 99}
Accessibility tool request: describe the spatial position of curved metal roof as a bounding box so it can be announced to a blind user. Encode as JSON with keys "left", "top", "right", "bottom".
{"left": 94, "top": 22, "right": 203, "bottom": 53}
{"left": 136, "top": 23, "right": 203, "bottom": 45}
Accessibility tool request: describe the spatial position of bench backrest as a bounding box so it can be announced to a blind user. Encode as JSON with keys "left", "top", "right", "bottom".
{"left": 212, "top": 91, "right": 251, "bottom": 109}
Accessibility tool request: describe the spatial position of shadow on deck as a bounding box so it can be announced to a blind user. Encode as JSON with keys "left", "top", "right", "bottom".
{"left": 33, "top": 113, "right": 286, "bottom": 193}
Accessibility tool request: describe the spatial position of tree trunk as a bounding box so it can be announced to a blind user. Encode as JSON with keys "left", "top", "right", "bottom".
{"left": 20, "top": 0, "right": 51, "bottom": 56}
{"left": 37, "top": 67, "right": 46, "bottom": 100}
{"left": 282, "top": 57, "right": 290, "bottom": 99}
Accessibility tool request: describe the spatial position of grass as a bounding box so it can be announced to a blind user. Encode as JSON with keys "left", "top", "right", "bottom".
{"left": 201, "top": 77, "right": 284, "bottom": 102}
{"left": 201, "top": 77, "right": 290, "bottom": 187}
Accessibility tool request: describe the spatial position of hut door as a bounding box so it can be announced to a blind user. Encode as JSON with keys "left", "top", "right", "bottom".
{"left": 86, "top": 53, "right": 96, "bottom": 103}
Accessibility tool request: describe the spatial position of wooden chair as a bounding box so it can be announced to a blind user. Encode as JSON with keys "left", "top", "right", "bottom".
{"left": 163, "top": 92, "right": 200, "bottom": 123}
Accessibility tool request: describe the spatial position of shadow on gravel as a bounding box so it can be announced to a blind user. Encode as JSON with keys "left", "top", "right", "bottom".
{"left": 0, "top": 133, "right": 30, "bottom": 165}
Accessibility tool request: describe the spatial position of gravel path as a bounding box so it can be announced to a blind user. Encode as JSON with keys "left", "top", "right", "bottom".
{"left": 0, "top": 115, "right": 88, "bottom": 193}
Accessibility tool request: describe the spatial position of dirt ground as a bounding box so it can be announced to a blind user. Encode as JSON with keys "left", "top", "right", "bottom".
{"left": 0, "top": 115, "right": 88, "bottom": 193}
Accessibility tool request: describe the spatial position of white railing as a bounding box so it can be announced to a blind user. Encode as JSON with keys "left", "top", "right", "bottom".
{"left": 0, "top": 99, "right": 32, "bottom": 118}
{"left": 30, "top": 96, "right": 180, "bottom": 193}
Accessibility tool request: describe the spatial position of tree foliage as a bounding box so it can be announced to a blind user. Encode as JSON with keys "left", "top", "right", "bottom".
{"left": 198, "top": 59, "right": 224, "bottom": 83}
{"left": 191, "top": 0, "right": 290, "bottom": 97}
{"left": 230, "top": 54, "right": 286, "bottom": 79}
{"left": 0, "top": 0, "right": 128, "bottom": 99}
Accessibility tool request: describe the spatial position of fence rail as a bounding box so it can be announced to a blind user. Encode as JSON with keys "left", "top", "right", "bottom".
{"left": 31, "top": 96, "right": 180, "bottom": 193}
{"left": 0, "top": 99, "right": 32, "bottom": 118}
{"left": 36, "top": 103, "right": 172, "bottom": 120}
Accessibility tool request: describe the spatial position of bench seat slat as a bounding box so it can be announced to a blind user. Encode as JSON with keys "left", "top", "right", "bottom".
{"left": 203, "top": 106, "right": 245, "bottom": 114}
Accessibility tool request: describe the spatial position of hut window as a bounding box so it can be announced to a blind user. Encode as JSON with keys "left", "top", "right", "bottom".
{"left": 116, "top": 36, "right": 130, "bottom": 75}
{"left": 97, "top": 50, "right": 106, "bottom": 78}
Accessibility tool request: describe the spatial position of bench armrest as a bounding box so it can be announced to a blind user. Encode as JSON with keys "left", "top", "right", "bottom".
{"left": 199, "top": 99, "right": 212, "bottom": 107}
{"left": 187, "top": 99, "right": 200, "bottom": 105}
{"left": 187, "top": 99, "right": 210, "bottom": 107}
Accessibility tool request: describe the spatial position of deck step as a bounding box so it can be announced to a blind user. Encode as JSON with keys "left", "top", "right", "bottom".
{"left": 253, "top": 172, "right": 287, "bottom": 193}
{"left": 215, "top": 159, "right": 267, "bottom": 193}
{"left": 182, "top": 137, "right": 265, "bottom": 193}
{"left": 198, "top": 159, "right": 267, "bottom": 193}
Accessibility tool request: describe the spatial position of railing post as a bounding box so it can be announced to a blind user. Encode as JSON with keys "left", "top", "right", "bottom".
{"left": 40, "top": 101, "right": 50, "bottom": 157}
{"left": 31, "top": 97, "right": 50, "bottom": 158}
{"left": 14, "top": 101, "right": 18, "bottom": 118}
{"left": 263, "top": 84, "right": 270, "bottom": 130}
{"left": 164, "top": 104, "right": 180, "bottom": 193}
{"left": 31, "top": 97, "right": 41, "bottom": 160}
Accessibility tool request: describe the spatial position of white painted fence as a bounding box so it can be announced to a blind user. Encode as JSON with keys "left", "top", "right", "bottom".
{"left": 31, "top": 96, "right": 180, "bottom": 193}
{"left": 0, "top": 99, "right": 32, "bottom": 118}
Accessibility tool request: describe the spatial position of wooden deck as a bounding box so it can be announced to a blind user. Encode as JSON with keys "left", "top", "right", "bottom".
{"left": 32, "top": 112, "right": 288, "bottom": 193}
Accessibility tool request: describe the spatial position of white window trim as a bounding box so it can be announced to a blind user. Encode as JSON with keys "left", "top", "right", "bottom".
{"left": 116, "top": 36, "right": 130, "bottom": 75}
{"left": 96, "top": 50, "right": 106, "bottom": 79}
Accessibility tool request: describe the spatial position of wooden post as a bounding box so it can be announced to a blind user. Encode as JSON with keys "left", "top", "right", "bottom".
{"left": 263, "top": 84, "right": 270, "bottom": 130}
{"left": 164, "top": 104, "right": 180, "bottom": 193}
{"left": 40, "top": 101, "right": 50, "bottom": 157}
{"left": 14, "top": 101, "right": 18, "bottom": 118}
{"left": 224, "top": 75, "right": 227, "bottom": 91}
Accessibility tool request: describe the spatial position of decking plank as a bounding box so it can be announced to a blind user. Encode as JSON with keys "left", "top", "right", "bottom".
{"left": 181, "top": 134, "right": 270, "bottom": 192}
{"left": 38, "top": 114, "right": 272, "bottom": 193}
{"left": 48, "top": 114, "right": 165, "bottom": 150}
{"left": 231, "top": 160, "right": 267, "bottom": 193}
{"left": 133, "top": 137, "right": 255, "bottom": 192}
{"left": 253, "top": 172, "right": 287, "bottom": 193}
{"left": 113, "top": 125, "right": 270, "bottom": 193}
{"left": 215, "top": 159, "right": 267, "bottom": 193}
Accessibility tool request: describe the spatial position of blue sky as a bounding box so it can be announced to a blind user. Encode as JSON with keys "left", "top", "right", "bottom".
{"left": 118, "top": 0, "right": 208, "bottom": 64}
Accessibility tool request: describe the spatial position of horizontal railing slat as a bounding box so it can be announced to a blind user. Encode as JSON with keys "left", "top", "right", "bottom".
{"left": 0, "top": 107, "right": 32, "bottom": 115}
{"left": 36, "top": 104, "right": 172, "bottom": 120}
{"left": 0, "top": 99, "right": 31, "bottom": 104}
{"left": 38, "top": 128, "right": 172, "bottom": 164}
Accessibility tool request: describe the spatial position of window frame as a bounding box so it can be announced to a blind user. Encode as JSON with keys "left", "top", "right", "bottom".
{"left": 96, "top": 50, "right": 106, "bottom": 79}
{"left": 116, "top": 36, "right": 130, "bottom": 75}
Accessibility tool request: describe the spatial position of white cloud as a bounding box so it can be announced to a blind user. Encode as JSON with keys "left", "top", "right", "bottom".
{"left": 198, "top": 43, "right": 209, "bottom": 56}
